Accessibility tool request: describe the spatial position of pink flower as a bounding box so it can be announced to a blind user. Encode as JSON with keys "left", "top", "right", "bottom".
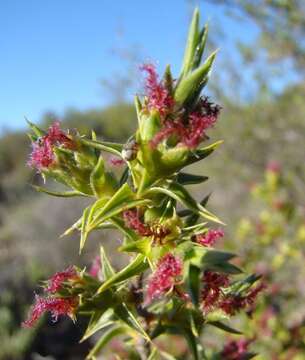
{"left": 182, "top": 104, "right": 219, "bottom": 148}
{"left": 28, "top": 121, "right": 74, "bottom": 170}
{"left": 196, "top": 228, "right": 224, "bottom": 247}
{"left": 46, "top": 121, "right": 72, "bottom": 146}
{"left": 45, "top": 266, "right": 78, "bottom": 294}
{"left": 123, "top": 209, "right": 153, "bottom": 237}
{"left": 146, "top": 253, "right": 183, "bottom": 302}
{"left": 89, "top": 256, "right": 101, "bottom": 278}
{"left": 149, "top": 120, "right": 185, "bottom": 148}
{"left": 22, "top": 295, "right": 77, "bottom": 328}
{"left": 140, "top": 63, "right": 174, "bottom": 117}
{"left": 150, "top": 96, "right": 221, "bottom": 149}
{"left": 123, "top": 210, "right": 171, "bottom": 244}
{"left": 28, "top": 140, "right": 55, "bottom": 169}
{"left": 221, "top": 339, "right": 251, "bottom": 360}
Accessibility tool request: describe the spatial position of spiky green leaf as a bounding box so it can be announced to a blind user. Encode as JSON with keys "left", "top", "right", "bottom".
{"left": 86, "top": 325, "right": 127, "bottom": 359}
{"left": 97, "top": 255, "right": 148, "bottom": 294}
{"left": 177, "top": 172, "right": 209, "bottom": 185}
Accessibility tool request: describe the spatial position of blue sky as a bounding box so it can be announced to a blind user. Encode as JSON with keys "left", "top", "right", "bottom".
{"left": 0, "top": 0, "right": 254, "bottom": 132}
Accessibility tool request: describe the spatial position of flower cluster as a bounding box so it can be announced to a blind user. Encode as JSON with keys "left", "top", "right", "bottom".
{"left": 201, "top": 271, "right": 229, "bottom": 311}
{"left": 45, "top": 266, "right": 78, "bottom": 293}
{"left": 196, "top": 228, "right": 224, "bottom": 247}
{"left": 22, "top": 295, "right": 77, "bottom": 328}
{"left": 28, "top": 121, "right": 74, "bottom": 170}
{"left": 221, "top": 338, "right": 252, "bottom": 360}
{"left": 123, "top": 209, "right": 153, "bottom": 236}
{"left": 146, "top": 253, "right": 183, "bottom": 302}
{"left": 149, "top": 95, "right": 221, "bottom": 149}
{"left": 23, "top": 266, "right": 79, "bottom": 327}
{"left": 201, "top": 271, "right": 265, "bottom": 315}
{"left": 123, "top": 209, "right": 170, "bottom": 243}
{"left": 141, "top": 63, "right": 174, "bottom": 117}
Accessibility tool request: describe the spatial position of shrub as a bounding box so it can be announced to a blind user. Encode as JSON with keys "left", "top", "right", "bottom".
{"left": 23, "top": 9, "right": 264, "bottom": 359}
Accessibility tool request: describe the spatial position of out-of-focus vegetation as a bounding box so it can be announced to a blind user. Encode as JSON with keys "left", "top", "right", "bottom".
{"left": 1, "top": 1, "right": 304, "bottom": 359}
{"left": 200, "top": 165, "right": 305, "bottom": 359}
{"left": 211, "top": 0, "right": 305, "bottom": 72}
{"left": 235, "top": 165, "right": 305, "bottom": 359}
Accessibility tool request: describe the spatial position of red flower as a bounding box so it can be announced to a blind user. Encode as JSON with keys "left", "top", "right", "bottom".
{"left": 149, "top": 120, "right": 185, "bottom": 148}
{"left": 201, "top": 271, "right": 229, "bottom": 311}
{"left": 45, "top": 266, "right": 78, "bottom": 294}
{"left": 182, "top": 112, "right": 218, "bottom": 149}
{"left": 28, "top": 140, "right": 55, "bottom": 169}
{"left": 123, "top": 209, "right": 153, "bottom": 237}
{"left": 28, "top": 121, "right": 74, "bottom": 170}
{"left": 22, "top": 295, "right": 77, "bottom": 328}
{"left": 219, "top": 282, "right": 266, "bottom": 316}
{"left": 123, "top": 210, "right": 171, "bottom": 243}
{"left": 150, "top": 96, "right": 221, "bottom": 149}
{"left": 219, "top": 295, "right": 247, "bottom": 316}
{"left": 140, "top": 63, "right": 174, "bottom": 117}
{"left": 146, "top": 253, "right": 183, "bottom": 302}
{"left": 245, "top": 282, "right": 267, "bottom": 306}
{"left": 46, "top": 121, "right": 72, "bottom": 146}
{"left": 196, "top": 228, "right": 224, "bottom": 247}
{"left": 221, "top": 339, "right": 252, "bottom": 360}
{"left": 89, "top": 256, "right": 101, "bottom": 278}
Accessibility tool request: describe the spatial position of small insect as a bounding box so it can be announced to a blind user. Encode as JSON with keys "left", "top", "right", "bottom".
{"left": 122, "top": 139, "right": 139, "bottom": 161}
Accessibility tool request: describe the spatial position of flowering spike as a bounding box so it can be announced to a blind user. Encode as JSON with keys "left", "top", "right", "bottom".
{"left": 150, "top": 97, "right": 221, "bottom": 149}
{"left": 196, "top": 228, "right": 224, "bottom": 247}
{"left": 28, "top": 121, "right": 74, "bottom": 170}
{"left": 45, "top": 266, "right": 78, "bottom": 293}
{"left": 123, "top": 209, "right": 153, "bottom": 236}
{"left": 140, "top": 63, "right": 174, "bottom": 117}
{"left": 201, "top": 271, "right": 229, "bottom": 311}
{"left": 146, "top": 253, "right": 183, "bottom": 302}
{"left": 22, "top": 295, "right": 77, "bottom": 328}
{"left": 28, "top": 140, "right": 55, "bottom": 169}
{"left": 219, "top": 282, "right": 266, "bottom": 316}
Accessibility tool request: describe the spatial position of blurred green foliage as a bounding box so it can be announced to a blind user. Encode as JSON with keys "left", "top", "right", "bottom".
{"left": 218, "top": 165, "right": 305, "bottom": 359}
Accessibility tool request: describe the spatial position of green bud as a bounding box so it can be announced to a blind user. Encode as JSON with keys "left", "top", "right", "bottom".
{"left": 180, "top": 8, "right": 200, "bottom": 78}
{"left": 90, "top": 156, "right": 117, "bottom": 198}
{"left": 139, "top": 110, "right": 161, "bottom": 142}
